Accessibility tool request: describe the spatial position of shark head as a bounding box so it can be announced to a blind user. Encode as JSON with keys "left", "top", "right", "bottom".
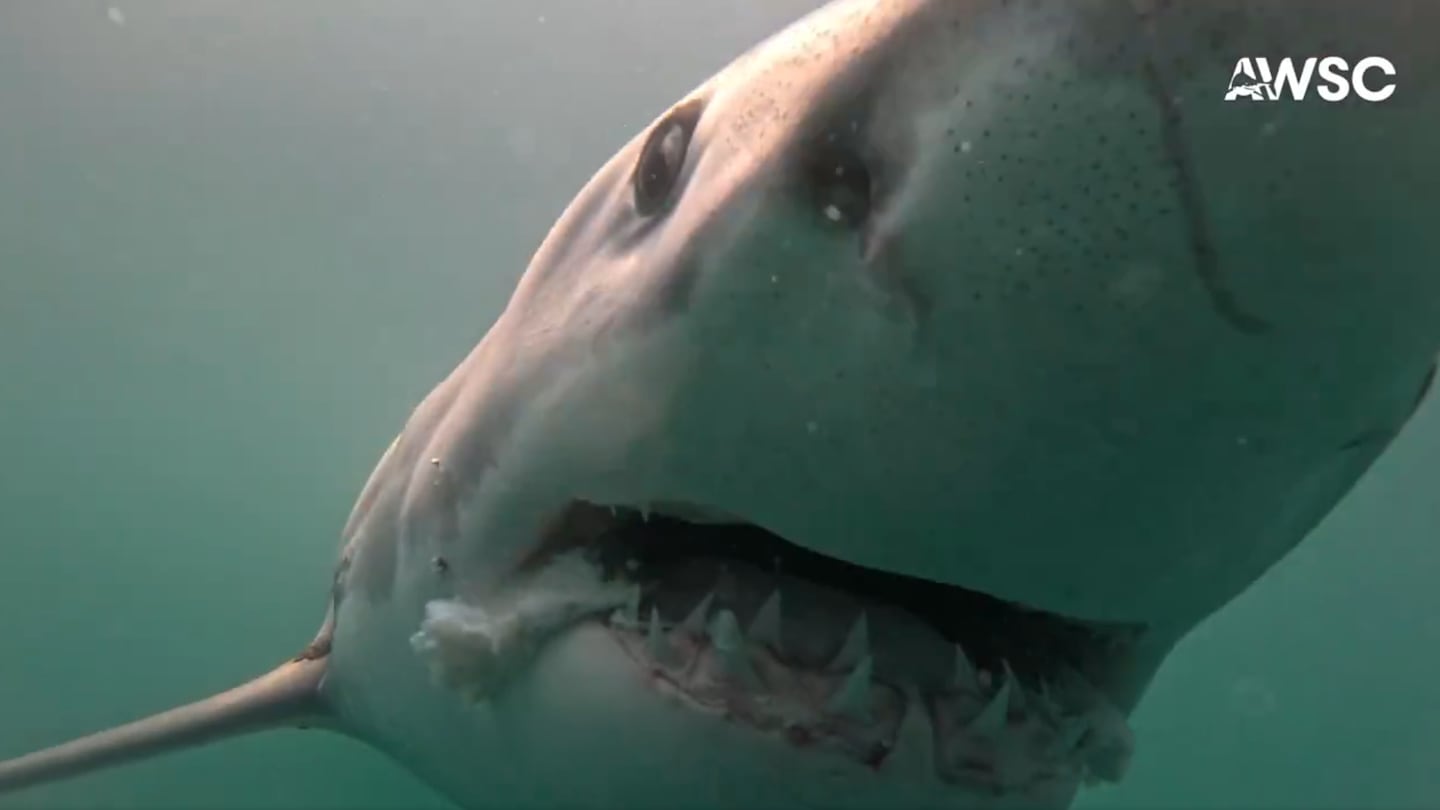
{"left": 326, "top": 0, "right": 1439, "bottom": 803}
{"left": 3, "top": 0, "right": 1437, "bottom": 807}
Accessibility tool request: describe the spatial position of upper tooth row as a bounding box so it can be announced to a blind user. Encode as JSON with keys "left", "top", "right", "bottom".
{"left": 606, "top": 502, "right": 739, "bottom": 524}
{"left": 617, "top": 586, "right": 1084, "bottom": 699}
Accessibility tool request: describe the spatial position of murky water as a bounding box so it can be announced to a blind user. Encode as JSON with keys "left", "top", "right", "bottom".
{"left": 1, "top": 3, "right": 1437, "bottom": 808}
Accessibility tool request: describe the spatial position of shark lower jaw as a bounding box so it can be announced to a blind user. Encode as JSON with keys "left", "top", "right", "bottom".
{"left": 506, "top": 500, "right": 1143, "bottom": 798}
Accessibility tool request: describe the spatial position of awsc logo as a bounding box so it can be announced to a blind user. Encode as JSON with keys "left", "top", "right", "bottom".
{"left": 1224, "top": 57, "right": 1396, "bottom": 102}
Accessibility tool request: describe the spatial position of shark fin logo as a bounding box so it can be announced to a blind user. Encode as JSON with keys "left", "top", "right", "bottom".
{"left": 1225, "top": 59, "right": 1267, "bottom": 101}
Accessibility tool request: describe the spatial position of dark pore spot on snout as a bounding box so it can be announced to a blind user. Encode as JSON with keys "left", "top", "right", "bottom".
{"left": 797, "top": 134, "right": 874, "bottom": 231}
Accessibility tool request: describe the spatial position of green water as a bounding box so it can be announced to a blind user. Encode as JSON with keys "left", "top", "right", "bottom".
{"left": 1, "top": 2, "right": 1437, "bottom": 808}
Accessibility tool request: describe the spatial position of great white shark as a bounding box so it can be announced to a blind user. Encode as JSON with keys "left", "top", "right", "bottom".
{"left": 2, "top": 0, "right": 1438, "bottom": 807}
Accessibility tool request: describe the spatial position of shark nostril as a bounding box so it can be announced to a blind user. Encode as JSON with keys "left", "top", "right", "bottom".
{"left": 799, "top": 136, "right": 874, "bottom": 231}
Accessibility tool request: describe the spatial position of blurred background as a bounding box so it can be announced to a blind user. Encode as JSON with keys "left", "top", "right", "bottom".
{"left": 0, "top": 2, "right": 1436, "bottom": 807}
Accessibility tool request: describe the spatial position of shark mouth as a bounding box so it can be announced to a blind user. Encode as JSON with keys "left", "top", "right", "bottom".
{"left": 522, "top": 500, "right": 1142, "bottom": 799}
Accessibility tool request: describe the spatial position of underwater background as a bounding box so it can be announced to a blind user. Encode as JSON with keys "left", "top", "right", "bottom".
{"left": 1, "top": 2, "right": 1437, "bottom": 808}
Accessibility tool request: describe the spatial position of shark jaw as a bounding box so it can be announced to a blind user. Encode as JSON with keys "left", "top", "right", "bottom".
{"left": 409, "top": 500, "right": 1141, "bottom": 802}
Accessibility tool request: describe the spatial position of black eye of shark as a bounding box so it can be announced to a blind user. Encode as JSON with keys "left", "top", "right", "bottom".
{"left": 632, "top": 99, "right": 704, "bottom": 217}
{"left": 799, "top": 134, "right": 873, "bottom": 229}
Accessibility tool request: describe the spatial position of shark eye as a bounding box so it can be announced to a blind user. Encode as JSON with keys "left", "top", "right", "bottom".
{"left": 801, "top": 137, "right": 872, "bottom": 229}
{"left": 633, "top": 99, "right": 703, "bottom": 217}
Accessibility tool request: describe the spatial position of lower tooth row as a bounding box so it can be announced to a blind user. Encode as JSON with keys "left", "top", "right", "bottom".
{"left": 617, "top": 585, "right": 1132, "bottom": 778}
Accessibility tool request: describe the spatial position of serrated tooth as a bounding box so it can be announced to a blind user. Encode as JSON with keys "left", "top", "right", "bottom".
{"left": 1002, "top": 661, "right": 1026, "bottom": 711}
{"left": 829, "top": 611, "right": 869, "bottom": 671}
{"left": 707, "top": 609, "right": 760, "bottom": 686}
{"left": 825, "top": 655, "right": 873, "bottom": 720}
{"left": 747, "top": 590, "right": 783, "bottom": 649}
{"left": 952, "top": 643, "right": 980, "bottom": 690}
{"left": 623, "top": 585, "right": 641, "bottom": 623}
{"left": 891, "top": 686, "right": 936, "bottom": 780}
{"left": 678, "top": 591, "right": 715, "bottom": 636}
{"left": 646, "top": 605, "right": 663, "bottom": 648}
{"left": 966, "top": 674, "right": 1012, "bottom": 737}
{"left": 708, "top": 608, "right": 745, "bottom": 648}
{"left": 645, "top": 606, "right": 675, "bottom": 666}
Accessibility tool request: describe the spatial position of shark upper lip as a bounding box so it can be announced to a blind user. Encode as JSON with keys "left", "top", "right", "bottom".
{"left": 521, "top": 500, "right": 1141, "bottom": 794}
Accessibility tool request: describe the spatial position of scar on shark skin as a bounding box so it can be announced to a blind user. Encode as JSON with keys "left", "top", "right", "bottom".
{"left": 1139, "top": 58, "right": 1272, "bottom": 337}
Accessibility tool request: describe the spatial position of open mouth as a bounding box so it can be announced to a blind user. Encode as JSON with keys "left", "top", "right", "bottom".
{"left": 523, "top": 500, "right": 1142, "bottom": 798}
